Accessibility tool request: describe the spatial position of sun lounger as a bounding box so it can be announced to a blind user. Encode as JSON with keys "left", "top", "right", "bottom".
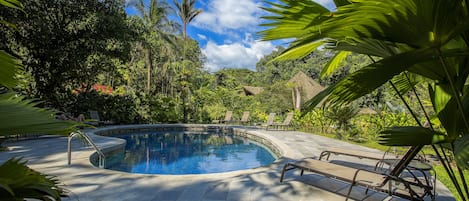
{"left": 217, "top": 111, "right": 234, "bottom": 124}
{"left": 271, "top": 112, "right": 294, "bottom": 130}
{"left": 239, "top": 111, "right": 250, "bottom": 125}
{"left": 319, "top": 147, "right": 395, "bottom": 161}
{"left": 280, "top": 146, "right": 434, "bottom": 200}
{"left": 89, "top": 110, "right": 113, "bottom": 126}
{"left": 264, "top": 113, "right": 276, "bottom": 129}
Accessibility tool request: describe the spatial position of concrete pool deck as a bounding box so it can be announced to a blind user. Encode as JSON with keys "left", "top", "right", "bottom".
{"left": 0, "top": 125, "right": 455, "bottom": 201}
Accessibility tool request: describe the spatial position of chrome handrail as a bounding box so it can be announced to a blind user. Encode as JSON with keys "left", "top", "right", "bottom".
{"left": 68, "top": 130, "right": 105, "bottom": 168}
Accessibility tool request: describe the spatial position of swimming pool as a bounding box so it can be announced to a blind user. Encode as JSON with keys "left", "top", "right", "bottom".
{"left": 96, "top": 129, "right": 278, "bottom": 174}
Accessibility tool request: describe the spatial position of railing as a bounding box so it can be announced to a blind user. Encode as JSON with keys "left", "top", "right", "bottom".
{"left": 68, "top": 131, "right": 105, "bottom": 168}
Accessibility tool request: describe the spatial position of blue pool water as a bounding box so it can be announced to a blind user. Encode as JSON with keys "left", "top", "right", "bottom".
{"left": 102, "top": 132, "right": 277, "bottom": 174}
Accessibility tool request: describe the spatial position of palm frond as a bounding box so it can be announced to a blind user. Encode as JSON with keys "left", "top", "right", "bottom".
{"left": 321, "top": 51, "right": 350, "bottom": 78}
{"left": 326, "top": 48, "right": 435, "bottom": 105}
{"left": 333, "top": 0, "right": 350, "bottom": 7}
{"left": 454, "top": 134, "right": 469, "bottom": 169}
{"left": 0, "top": 94, "right": 79, "bottom": 136}
{"left": 390, "top": 72, "right": 423, "bottom": 96}
{"left": 259, "top": 0, "right": 331, "bottom": 41}
{"left": 0, "top": 158, "right": 63, "bottom": 200}
{"left": 0, "top": 0, "right": 23, "bottom": 10}
{"left": 379, "top": 126, "right": 450, "bottom": 146}
{"left": 0, "top": 51, "right": 21, "bottom": 89}
{"left": 271, "top": 40, "right": 325, "bottom": 62}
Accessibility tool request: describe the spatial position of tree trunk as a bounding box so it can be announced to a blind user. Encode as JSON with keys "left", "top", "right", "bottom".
{"left": 146, "top": 48, "right": 153, "bottom": 93}
{"left": 292, "top": 87, "right": 301, "bottom": 111}
{"left": 295, "top": 87, "right": 301, "bottom": 111}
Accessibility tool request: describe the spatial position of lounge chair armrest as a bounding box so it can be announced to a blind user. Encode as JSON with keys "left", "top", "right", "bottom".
{"left": 381, "top": 172, "right": 434, "bottom": 199}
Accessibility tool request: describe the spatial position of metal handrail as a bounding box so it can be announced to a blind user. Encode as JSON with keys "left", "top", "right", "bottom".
{"left": 68, "top": 131, "right": 105, "bottom": 168}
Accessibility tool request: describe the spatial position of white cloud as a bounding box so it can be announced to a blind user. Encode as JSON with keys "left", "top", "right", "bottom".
{"left": 191, "top": 0, "right": 280, "bottom": 72}
{"left": 197, "top": 34, "right": 207, "bottom": 40}
{"left": 202, "top": 37, "right": 276, "bottom": 72}
{"left": 193, "top": 0, "right": 263, "bottom": 33}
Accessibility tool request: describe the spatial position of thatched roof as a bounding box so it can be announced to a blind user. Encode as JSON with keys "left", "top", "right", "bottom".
{"left": 358, "top": 108, "right": 378, "bottom": 115}
{"left": 242, "top": 86, "right": 264, "bottom": 96}
{"left": 288, "top": 71, "right": 324, "bottom": 101}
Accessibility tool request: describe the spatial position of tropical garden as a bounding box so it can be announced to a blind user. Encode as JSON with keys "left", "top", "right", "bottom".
{"left": 0, "top": 0, "right": 468, "bottom": 200}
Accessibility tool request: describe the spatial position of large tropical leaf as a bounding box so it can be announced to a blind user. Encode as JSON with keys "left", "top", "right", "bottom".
{"left": 0, "top": 0, "right": 23, "bottom": 10}
{"left": 429, "top": 84, "right": 452, "bottom": 117}
{"left": 454, "top": 134, "right": 469, "bottom": 169}
{"left": 0, "top": 51, "right": 21, "bottom": 89}
{"left": 0, "top": 158, "right": 63, "bottom": 200}
{"left": 270, "top": 40, "right": 325, "bottom": 62}
{"left": 0, "top": 94, "right": 79, "bottom": 136}
{"left": 325, "top": 48, "right": 436, "bottom": 105}
{"left": 259, "top": 0, "right": 331, "bottom": 41}
{"left": 320, "top": 51, "right": 350, "bottom": 78}
{"left": 335, "top": 37, "right": 404, "bottom": 56}
{"left": 333, "top": 0, "right": 350, "bottom": 7}
{"left": 390, "top": 72, "right": 424, "bottom": 96}
{"left": 379, "top": 126, "right": 450, "bottom": 146}
{"left": 429, "top": 83, "right": 469, "bottom": 140}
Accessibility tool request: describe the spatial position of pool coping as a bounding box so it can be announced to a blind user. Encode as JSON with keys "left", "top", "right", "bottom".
{"left": 83, "top": 124, "right": 305, "bottom": 177}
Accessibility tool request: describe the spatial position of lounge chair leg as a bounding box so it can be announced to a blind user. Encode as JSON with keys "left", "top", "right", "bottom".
{"left": 345, "top": 183, "right": 354, "bottom": 201}
{"left": 280, "top": 164, "right": 289, "bottom": 182}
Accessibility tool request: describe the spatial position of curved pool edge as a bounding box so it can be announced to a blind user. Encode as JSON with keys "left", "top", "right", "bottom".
{"left": 83, "top": 124, "right": 304, "bottom": 177}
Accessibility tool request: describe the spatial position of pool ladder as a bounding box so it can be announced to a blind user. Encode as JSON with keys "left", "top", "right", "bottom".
{"left": 68, "top": 131, "right": 105, "bottom": 168}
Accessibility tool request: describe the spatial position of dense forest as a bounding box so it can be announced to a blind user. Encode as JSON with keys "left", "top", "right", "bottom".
{"left": 0, "top": 1, "right": 311, "bottom": 122}
{"left": 0, "top": 0, "right": 416, "bottom": 133}
{"left": 2, "top": 0, "right": 469, "bottom": 200}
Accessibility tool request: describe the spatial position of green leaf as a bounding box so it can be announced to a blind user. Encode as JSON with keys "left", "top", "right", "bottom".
{"left": 0, "top": 94, "right": 80, "bottom": 136}
{"left": 334, "top": 38, "right": 397, "bottom": 57}
{"left": 0, "top": 182, "right": 15, "bottom": 196}
{"left": 259, "top": 0, "right": 331, "bottom": 41}
{"left": 333, "top": 0, "right": 350, "bottom": 7}
{"left": 390, "top": 72, "right": 422, "bottom": 96}
{"left": 0, "top": 158, "right": 62, "bottom": 200}
{"left": 326, "top": 48, "right": 435, "bottom": 105}
{"left": 320, "top": 51, "right": 350, "bottom": 78}
{"left": 454, "top": 134, "right": 469, "bottom": 170}
{"left": 0, "top": 51, "right": 21, "bottom": 89}
{"left": 379, "top": 126, "right": 450, "bottom": 146}
{"left": 431, "top": 84, "right": 452, "bottom": 115}
{"left": 271, "top": 40, "right": 325, "bottom": 62}
{"left": 0, "top": 0, "right": 24, "bottom": 10}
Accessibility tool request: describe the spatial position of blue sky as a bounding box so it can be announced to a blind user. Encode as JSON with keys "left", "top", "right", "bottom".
{"left": 126, "top": 0, "right": 336, "bottom": 72}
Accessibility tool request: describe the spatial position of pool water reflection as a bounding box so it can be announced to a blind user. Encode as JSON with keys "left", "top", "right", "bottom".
{"left": 102, "top": 132, "right": 277, "bottom": 174}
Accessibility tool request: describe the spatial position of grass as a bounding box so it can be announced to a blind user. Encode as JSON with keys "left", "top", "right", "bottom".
{"left": 433, "top": 165, "right": 469, "bottom": 201}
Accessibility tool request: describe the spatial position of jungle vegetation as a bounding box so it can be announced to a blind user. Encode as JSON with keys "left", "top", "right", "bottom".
{"left": 1, "top": 0, "right": 468, "bottom": 200}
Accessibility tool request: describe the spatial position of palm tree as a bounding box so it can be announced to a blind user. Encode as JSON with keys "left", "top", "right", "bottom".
{"left": 130, "top": 0, "right": 180, "bottom": 93}
{"left": 173, "top": 0, "right": 202, "bottom": 40}
{"left": 173, "top": 0, "right": 201, "bottom": 122}
{"left": 260, "top": 0, "right": 469, "bottom": 199}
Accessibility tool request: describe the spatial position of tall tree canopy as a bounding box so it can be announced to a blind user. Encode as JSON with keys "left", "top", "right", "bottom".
{"left": 0, "top": 0, "right": 133, "bottom": 108}
{"left": 173, "top": 0, "right": 202, "bottom": 39}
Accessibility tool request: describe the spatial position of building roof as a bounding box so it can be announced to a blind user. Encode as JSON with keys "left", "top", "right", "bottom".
{"left": 242, "top": 86, "right": 264, "bottom": 96}
{"left": 288, "top": 71, "right": 324, "bottom": 101}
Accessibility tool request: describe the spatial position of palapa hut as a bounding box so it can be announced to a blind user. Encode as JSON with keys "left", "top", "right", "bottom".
{"left": 288, "top": 71, "right": 324, "bottom": 111}
{"left": 242, "top": 86, "right": 264, "bottom": 96}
